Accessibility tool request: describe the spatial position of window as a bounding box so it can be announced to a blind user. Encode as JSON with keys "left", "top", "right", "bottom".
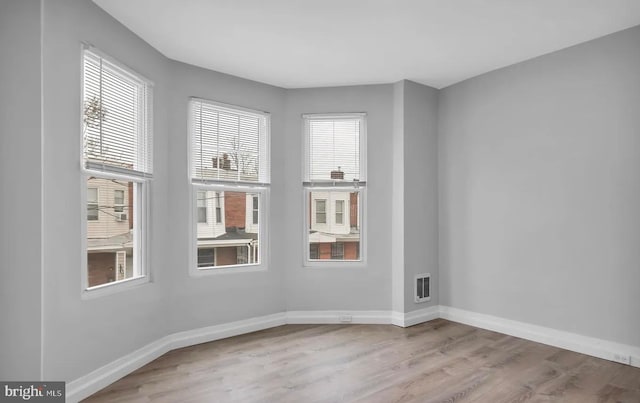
{"left": 335, "top": 200, "right": 344, "bottom": 224}
{"left": 83, "top": 47, "right": 152, "bottom": 290}
{"left": 315, "top": 199, "right": 327, "bottom": 224}
{"left": 304, "top": 114, "right": 365, "bottom": 263}
{"left": 252, "top": 196, "right": 259, "bottom": 225}
{"left": 237, "top": 246, "right": 248, "bottom": 264}
{"left": 197, "top": 191, "right": 207, "bottom": 223}
{"left": 215, "top": 192, "right": 222, "bottom": 223}
{"left": 309, "top": 244, "right": 319, "bottom": 259}
{"left": 87, "top": 187, "right": 99, "bottom": 220}
{"left": 197, "top": 248, "right": 215, "bottom": 268}
{"left": 331, "top": 242, "right": 344, "bottom": 260}
{"left": 190, "top": 98, "right": 269, "bottom": 271}
{"left": 114, "top": 189, "right": 125, "bottom": 213}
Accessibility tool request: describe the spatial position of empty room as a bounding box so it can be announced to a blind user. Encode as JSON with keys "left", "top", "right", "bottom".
{"left": 2, "top": 0, "right": 640, "bottom": 402}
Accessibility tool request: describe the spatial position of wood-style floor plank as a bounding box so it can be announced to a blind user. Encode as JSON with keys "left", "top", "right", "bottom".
{"left": 82, "top": 319, "right": 640, "bottom": 403}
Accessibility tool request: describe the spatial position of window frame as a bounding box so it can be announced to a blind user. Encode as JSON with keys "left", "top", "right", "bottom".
{"left": 302, "top": 113, "right": 367, "bottom": 268}
{"left": 188, "top": 98, "right": 270, "bottom": 276}
{"left": 80, "top": 45, "right": 153, "bottom": 298}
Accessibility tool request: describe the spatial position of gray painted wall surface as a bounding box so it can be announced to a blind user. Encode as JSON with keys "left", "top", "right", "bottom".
{"left": 391, "top": 81, "right": 405, "bottom": 313}
{"left": 0, "top": 0, "right": 43, "bottom": 380}
{"left": 165, "top": 60, "right": 287, "bottom": 334}
{"left": 403, "top": 81, "right": 439, "bottom": 311}
{"left": 439, "top": 26, "right": 640, "bottom": 347}
{"left": 41, "top": 0, "right": 171, "bottom": 381}
{"left": 283, "top": 85, "right": 394, "bottom": 311}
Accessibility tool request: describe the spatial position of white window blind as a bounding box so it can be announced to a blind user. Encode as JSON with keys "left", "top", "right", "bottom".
{"left": 190, "top": 99, "right": 270, "bottom": 184}
{"left": 83, "top": 48, "right": 153, "bottom": 176}
{"left": 304, "top": 114, "right": 365, "bottom": 185}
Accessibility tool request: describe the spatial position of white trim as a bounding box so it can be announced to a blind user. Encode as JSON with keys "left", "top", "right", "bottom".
{"left": 286, "top": 310, "right": 392, "bottom": 325}
{"left": 66, "top": 312, "right": 287, "bottom": 403}
{"left": 439, "top": 306, "right": 640, "bottom": 369}
{"left": 391, "top": 306, "right": 440, "bottom": 327}
{"left": 65, "top": 306, "right": 640, "bottom": 402}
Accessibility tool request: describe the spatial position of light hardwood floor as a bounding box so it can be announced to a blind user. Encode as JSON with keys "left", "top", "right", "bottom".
{"left": 83, "top": 319, "right": 640, "bottom": 402}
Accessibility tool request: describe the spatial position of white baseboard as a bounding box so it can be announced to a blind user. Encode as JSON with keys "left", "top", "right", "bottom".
{"left": 286, "top": 310, "right": 392, "bottom": 325}
{"left": 66, "top": 313, "right": 287, "bottom": 402}
{"left": 66, "top": 309, "right": 434, "bottom": 401}
{"left": 67, "top": 305, "right": 640, "bottom": 402}
{"left": 391, "top": 305, "right": 440, "bottom": 327}
{"left": 439, "top": 306, "right": 640, "bottom": 369}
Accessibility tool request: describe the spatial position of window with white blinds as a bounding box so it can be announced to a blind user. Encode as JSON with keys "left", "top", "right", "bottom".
{"left": 190, "top": 98, "right": 270, "bottom": 184}
{"left": 83, "top": 48, "right": 153, "bottom": 176}
{"left": 304, "top": 114, "right": 366, "bottom": 185}
{"left": 303, "top": 113, "right": 366, "bottom": 264}
{"left": 82, "top": 47, "right": 151, "bottom": 293}
{"left": 189, "top": 98, "right": 270, "bottom": 272}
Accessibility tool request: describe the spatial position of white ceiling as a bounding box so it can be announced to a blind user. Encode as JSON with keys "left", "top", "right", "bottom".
{"left": 93, "top": 0, "right": 640, "bottom": 89}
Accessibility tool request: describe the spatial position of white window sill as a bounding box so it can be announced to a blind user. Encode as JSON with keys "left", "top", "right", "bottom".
{"left": 81, "top": 275, "right": 149, "bottom": 299}
{"left": 303, "top": 260, "right": 366, "bottom": 269}
{"left": 190, "top": 264, "right": 268, "bottom": 277}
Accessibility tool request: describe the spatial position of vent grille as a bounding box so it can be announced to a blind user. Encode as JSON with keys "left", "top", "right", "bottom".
{"left": 415, "top": 273, "right": 431, "bottom": 303}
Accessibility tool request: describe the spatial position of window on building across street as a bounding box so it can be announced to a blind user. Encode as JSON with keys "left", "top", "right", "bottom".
{"left": 335, "top": 200, "right": 344, "bottom": 224}
{"left": 197, "top": 248, "right": 215, "bottom": 267}
{"left": 114, "top": 190, "right": 125, "bottom": 213}
{"left": 190, "top": 98, "right": 269, "bottom": 271}
{"left": 82, "top": 47, "right": 152, "bottom": 290}
{"left": 315, "top": 199, "right": 327, "bottom": 224}
{"left": 87, "top": 188, "right": 99, "bottom": 221}
{"left": 331, "top": 242, "right": 344, "bottom": 259}
{"left": 215, "top": 192, "right": 222, "bottom": 223}
{"left": 309, "top": 243, "right": 319, "bottom": 259}
{"left": 304, "top": 113, "right": 366, "bottom": 263}
{"left": 252, "top": 195, "right": 259, "bottom": 225}
{"left": 197, "top": 191, "right": 207, "bottom": 223}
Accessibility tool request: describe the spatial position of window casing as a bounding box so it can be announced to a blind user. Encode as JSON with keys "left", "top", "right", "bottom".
{"left": 82, "top": 47, "right": 152, "bottom": 292}
{"left": 304, "top": 114, "right": 366, "bottom": 265}
{"left": 190, "top": 98, "right": 270, "bottom": 272}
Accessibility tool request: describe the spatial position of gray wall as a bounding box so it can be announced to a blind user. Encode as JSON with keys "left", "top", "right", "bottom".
{"left": 41, "top": 0, "right": 171, "bottom": 381}
{"left": 0, "top": 0, "right": 43, "bottom": 381}
{"left": 165, "top": 60, "right": 287, "bottom": 334}
{"left": 391, "top": 80, "right": 439, "bottom": 313}
{"left": 403, "top": 81, "right": 439, "bottom": 311}
{"left": 283, "top": 85, "right": 394, "bottom": 311}
{"left": 439, "top": 25, "right": 640, "bottom": 347}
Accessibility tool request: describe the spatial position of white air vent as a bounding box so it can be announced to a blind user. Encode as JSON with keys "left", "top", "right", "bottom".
{"left": 116, "top": 213, "right": 127, "bottom": 222}
{"left": 415, "top": 273, "right": 431, "bottom": 303}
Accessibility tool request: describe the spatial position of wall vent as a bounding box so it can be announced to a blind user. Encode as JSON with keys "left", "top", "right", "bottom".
{"left": 415, "top": 273, "right": 431, "bottom": 303}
